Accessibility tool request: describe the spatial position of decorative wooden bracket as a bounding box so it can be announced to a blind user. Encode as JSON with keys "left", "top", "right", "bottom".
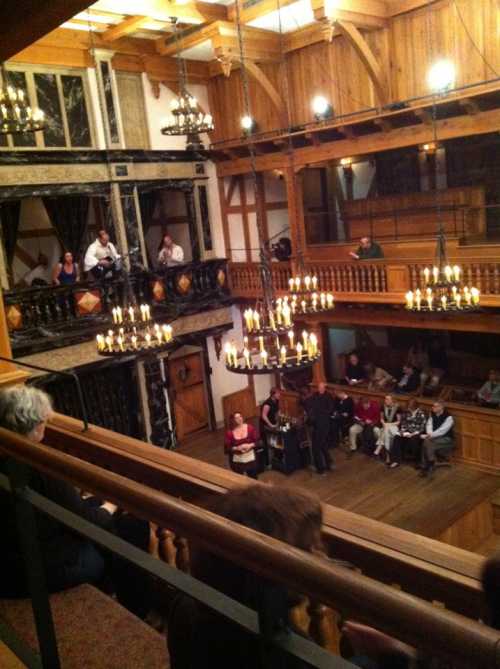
{"left": 216, "top": 49, "right": 234, "bottom": 77}
{"left": 335, "top": 19, "right": 388, "bottom": 106}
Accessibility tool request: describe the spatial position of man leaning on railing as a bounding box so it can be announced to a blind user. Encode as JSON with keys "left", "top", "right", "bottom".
{"left": 349, "top": 237, "right": 384, "bottom": 261}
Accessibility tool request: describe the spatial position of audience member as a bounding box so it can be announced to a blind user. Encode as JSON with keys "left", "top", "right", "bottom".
{"left": 407, "top": 339, "right": 429, "bottom": 373}
{"left": 308, "top": 382, "right": 335, "bottom": 474}
{"left": 21, "top": 252, "right": 50, "bottom": 287}
{"left": 84, "top": 229, "right": 121, "bottom": 280}
{"left": 349, "top": 237, "right": 384, "bottom": 261}
{"left": 157, "top": 233, "right": 184, "bottom": 267}
{"left": 477, "top": 370, "right": 500, "bottom": 408}
{"left": 349, "top": 397, "right": 381, "bottom": 456}
{"left": 0, "top": 386, "right": 114, "bottom": 598}
{"left": 224, "top": 412, "right": 259, "bottom": 479}
{"left": 345, "top": 352, "right": 366, "bottom": 386}
{"left": 374, "top": 395, "right": 401, "bottom": 459}
{"left": 420, "top": 338, "right": 448, "bottom": 390}
{"left": 167, "top": 485, "right": 327, "bottom": 669}
{"left": 331, "top": 389, "right": 355, "bottom": 446}
{"left": 394, "top": 364, "right": 420, "bottom": 395}
{"left": 366, "top": 363, "right": 394, "bottom": 391}
{"left": 389, "top": 399, "right": 427, "bottom": 468}
{"left": 419, "top": 401, "right": 454, "bottom": 477}
{"left": 260, "top": 387, "right": 281, "bottom": 467}
{"left": 52, "top": 250, "right": 80, "bottom": 285}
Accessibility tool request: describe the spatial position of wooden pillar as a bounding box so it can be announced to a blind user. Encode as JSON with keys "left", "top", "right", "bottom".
{"left": 0, "top": 290, "right": 30, "bottom": 386}
{"left": 284, "top": 165, "right": 306, "bottom": 273}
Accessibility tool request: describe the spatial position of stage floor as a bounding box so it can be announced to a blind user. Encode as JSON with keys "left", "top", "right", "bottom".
{"left": 179, "top": 429, "right": 500, "bottom": 542}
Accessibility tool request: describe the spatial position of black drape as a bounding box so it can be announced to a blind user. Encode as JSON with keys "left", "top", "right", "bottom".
{"left": 138, "top": 190, "right": 158, "bottom": 267}
{"left": 43, "top": 195, "right": 89, "bottom": 261}
{"left": 0, "top": 200, "right": 21, "bottom": 266}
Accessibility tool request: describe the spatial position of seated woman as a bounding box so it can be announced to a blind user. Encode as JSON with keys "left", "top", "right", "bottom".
{"left": 345, "top": 352, "right": 366, "bottom": 386}
{"left": 52, "top": 250, "right": 80, "bottom": 285}
{"left": 394, "top": 365, "right": 420, "bottom": 394}
{"left": 477, "top": 370, "right": 500, "bottom": 408}
{"left": 224, "top": 412, "right": 259, "bottom": 479}
{"left": 167, "top": 485, "right": 333, "bottom": 669}
{"left": 0, "top": 386, "right": 114, "bottom": 597}
{"left": 388, "top": 399, "right": 427, "bottom": 468}
{"left": 366, "top": 363, "right": 394, "bottom": 391}
{"left": 374, "top": 395, "right": 401, "bottom": 459}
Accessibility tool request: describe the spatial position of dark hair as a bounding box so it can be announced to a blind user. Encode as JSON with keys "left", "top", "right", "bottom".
{"left": 270, "top": 387, "right": 280, "bottom": 398}
{"left": 60, "top": 250, "right": 73, "bottom": 264}
{"left": 98, "top": 229, "right": 107, "bottom": 238}
{"left": 229, "top": 411, "right": 244, "bottom": 429}
{"left": 158, "top": 232, "right": 172, "bottom": 252}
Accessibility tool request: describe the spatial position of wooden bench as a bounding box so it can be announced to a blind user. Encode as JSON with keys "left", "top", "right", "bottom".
{"left": 0, "top": 584, "right": 169, "bottom": 668}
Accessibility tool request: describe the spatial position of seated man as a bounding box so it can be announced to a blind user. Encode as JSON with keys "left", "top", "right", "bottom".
{"left": 349, "top": 236, "right": 384, "bottom": 261}
{"left": 20, "top": 252, "right": 50, "bottom": 287}
{"left": 388, "top": 399, "right": 427, "bottom": 468}
{"left": 366, "top": 363, "right": 394, "bottom": 391}
{"left": 157, "top": 233, "right": 184, "bottom": 268}
{"left": 84, "top": 229, "right": 121, "bottom": 280}
{"left": 419, "top": 400, "right": 454, "bottom": 477}
{"left": 394, "top": 364, "right": 420, "bottom": 394}
{"left": 349, "top": 396, "right": 381, "bottom": 456}
{"left": 477, "top": 370, "right": 500, "bottom": 408}
{"left": 345, "top": 352, "right": 366, "bottom": 386}
{"left": 331, "top": 389, "right": 354, "bottom": 446}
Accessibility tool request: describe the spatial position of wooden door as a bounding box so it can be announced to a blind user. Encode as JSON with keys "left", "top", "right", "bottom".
{"left": 168, "top": 351, "right": 209, "bottom": 440}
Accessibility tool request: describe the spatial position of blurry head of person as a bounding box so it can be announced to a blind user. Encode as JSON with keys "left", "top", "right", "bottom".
{"left": 362, "top": 396, "right": 372, "bottom": 408}
{"left": 348, "top": 353, "right": 359, "bottom": 366}
{"left": 230, "top": 411, "right": 245, "bottom": 429}
{"left": 161, "top": 234, "right": 173, "bottom": 249}
{"left": 97, "top": 229, "right": 110, "bottom": 245}
{"left": 403, "top": 364, "right": 414, "bottom": 376}
{"left": 62, "top": 251, "right": 74, "bottom": 265}
{"left": 318, "top": 382, "right": 327, "bottom": 395}
{"left": 360, "top": 237, "right": 372, "bottom": 249}
{"left": 270, "top": 387, "right": 281, "bottom": 401}
{"left": 489, "top": 370, "right": 498, "bottom": 383}
{"left": 432, "top": 400, "right": 445, "bottom": 416}
{"left": 407, "top": 398, "right": 419, "bottom": 412}
{"left": 384, "top": 394, "right": 394, "bottom": 406}
{"left": 37, "top": 253, "right": 49, "bottom": 267}
{"left": 0, "top": 385, "right": 53, "bottom": 443}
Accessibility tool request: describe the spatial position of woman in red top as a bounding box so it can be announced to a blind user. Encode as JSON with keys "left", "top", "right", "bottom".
{"left": 225, "top": 412, "right": 259, "bottom": 479}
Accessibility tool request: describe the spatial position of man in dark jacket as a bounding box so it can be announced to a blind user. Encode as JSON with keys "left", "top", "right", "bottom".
{"left": 307, "top": 383, "right": 335, "bottom": 474}
{"left": 349, "top": 237, "right": 384, "bottom": 260}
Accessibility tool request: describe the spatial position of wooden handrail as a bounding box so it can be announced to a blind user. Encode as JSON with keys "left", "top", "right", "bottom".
{"left": 1, "top": 426, "right": 500, "bottom": 667}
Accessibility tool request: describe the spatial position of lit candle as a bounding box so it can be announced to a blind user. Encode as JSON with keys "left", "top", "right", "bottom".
{"left": 132, "top": 335, "right": 138, "bottom": 350}
{"left": 312, "top": 293, "right": 318, "bottom": 311}
{"left": 456, "top": 293, "right": 461, "bottom": 309}
{"left": 295, "top": 277, "right": 301, "bottom": 292}
{"left": 464, "top": 287, "right": 471, "bottom": 306}
{"left": 415, "top": 289, "right": 421, "bottom": 311}
{"left": 258, "top": 336, "right": 264, "bottom": 352}
{"left": 112, "top": 307, "right": 118, "bottom": 324}
{"left": 140, "top": 304, "right": 146, "bottom": 321}
{"left": 310, "top": 333, "right": 318, "bottom": 356}
{"left": 276, "top": 304, "right": 282, "bottom": 325}
{"left": 145, "top": 333, "right": 151, "bottom": 348}
{"left": 304, "top": 275, "right": 311, "bottom": 291}
{"left": 128, "top": 306, "right": 135, "bottom": 323}
{"left": 145, "top": 305, "right": 151, "bottom": 321}
{"left": 296, "top": 342, "right": 303, "bottom": 363}
{"left": 96, "top": 335, "right": 104, "bottom": 351}
{"left": 243, "top": 347, "right": 251, "bottom": 368}
{"left": 432, "top": 266, "right": 439, "bottom": 284}
{"left": 269, "top": 310, "right": 276, "bottom": 331}
{"left": 117, "top": 335, "right": 124, "bottom": 352}
{"left": 244, "top": 309, "right": 253, "bottom": 332}
{"left": 253, "top": 310, "right": 260, "bottom": 330}
{"left": 261, "top": 350, "right": 268, "bottom": 367}
{"left": 108, "top": 329, "right": 114, "bottom": 343}
{"left": 162, "top": 324, "right": 172, "bottom": 342}
{"left": 320, "top": 293, "right": 326, "bottom": 309}
{"left": 471, "top": 287, "right": 480, "bottom": 305}
{"left": 424, "top": 267, "right": 430, "bottom": 284}
{"left": 225, "top": 342, "right": 232, "bottom": 365}
{"left": 156, "top": 329, "right": 163, "bottom": 345}
{"left": 302, "top": 330, "right": 308, "bottom": 348}
{"left": 427, "top": 294, "right": 433, "bottom": 310}
{"left": 106, "top": 336, "right": 113, "bottom": 352}
{"left": 405, "top": 291, "right": 414, "bottom": 309}
{"left": 116, "top": 306, "right": 123, "bottom": 324}
{"left": 327, "top": 294, "right": 334, "bottom": 309}
{"left": 289, "top": 278, "right": 294, "bottom": 292}
{"left": 441, "top": 295, "right": 447, "bottom": 310}
{"left": 444, "top": 266, "right": 452, "bottom": 283}
{"left": 291, "top": 299, "right": 296, "bottom": 315}
{"left": 453, "top": 265, "right": 460, "bottom": 282}
{"left": 312, "top": 276, "right": 318, "bottom": 290}
{"left": 280, "top": 345, "right": 287, "bottom": 366}
{"left": 283, "top": 305, "right": 291, "bottom": 326}
{"left": 452, "top": 285, "right": 457, "bottom": 299}
{"left": 288, "top": 330, "right": 294, "bottom": 349}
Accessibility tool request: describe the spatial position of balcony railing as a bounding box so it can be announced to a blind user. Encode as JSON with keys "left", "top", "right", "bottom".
{"left": 3, "top": 259, "right": 230, "bottom": 356}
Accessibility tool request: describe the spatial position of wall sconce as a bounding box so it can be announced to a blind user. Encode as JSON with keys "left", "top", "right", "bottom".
{"left": 241, "top": 115, "right": 257, "bottom": 136}
{"left": 340, "top": 157, "right": 353, "bottom": 168}
{"left": 312, "top": 95, "right": 334, "bottom": 122}
{"left": 420, "top": 142, "right": 437, "bottom": 153}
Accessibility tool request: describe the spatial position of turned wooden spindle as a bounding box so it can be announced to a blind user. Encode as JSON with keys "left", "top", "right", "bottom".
{"left": 307, "top": 599, "right": 341, "bottom": 654}
{"left": 156, "top": 527, "right": 177, "bottom": 566}
{"left": 493, "top": 264, "right": 499, "bottom": 294}
{"left": 173, "top": 535, "right": 191, "bottom": 573}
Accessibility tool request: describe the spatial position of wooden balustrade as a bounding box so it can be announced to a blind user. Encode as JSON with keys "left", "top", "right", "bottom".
{"left": 2, "top": 422, "right": 500, "bottom": 667}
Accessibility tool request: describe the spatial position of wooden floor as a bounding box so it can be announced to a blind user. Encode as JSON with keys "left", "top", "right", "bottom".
{"left": 179, "top": 428, "right": 500, "bottom": 541}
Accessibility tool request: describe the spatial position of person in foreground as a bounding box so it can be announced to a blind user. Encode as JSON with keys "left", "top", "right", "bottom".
{"left": 167, "top": 485, "right": 328, "bottom": 669}
{"left": 0, "top": 385, "right": 114, "bottom": 598}
{"left": 419, "top": 401, "right": 454, "bottom": 477}
{"left": 225, "top": 411, "right": 259, "bottom": 479}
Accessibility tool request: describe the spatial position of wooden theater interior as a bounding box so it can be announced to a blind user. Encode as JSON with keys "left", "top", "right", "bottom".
{"left": 1, "top": 0, "right": 500, "bottom": 667}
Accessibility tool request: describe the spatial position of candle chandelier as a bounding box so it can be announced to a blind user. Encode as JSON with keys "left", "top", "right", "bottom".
{"left": 0, "top": 64, "right": 45, "bottom": 135}
{"left": 96, "top": 303, "right": 174, "bottom": 356}
{"left": 224, "top": 2, "right": 322, "bottom": 376}
{"left": 286, "top": 268, "right": 334, "bottom": 314}
{"left": 160, "top": 19, "right": 214, "bottom": 150}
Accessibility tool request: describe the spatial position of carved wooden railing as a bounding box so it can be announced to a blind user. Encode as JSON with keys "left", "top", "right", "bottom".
{"left": 3, "top": 259, "right": 230, "bottom": 355}
{"left": 229, "top": 259, "right": 500, "bottom": 303}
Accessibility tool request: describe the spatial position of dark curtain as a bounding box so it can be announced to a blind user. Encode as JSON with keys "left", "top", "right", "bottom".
{"left": 0, "top": 200, "right": 21, "bottom": 266}
{"left": 43, "top": 195, "right": 90, "bottom": 261}
{"left": 138, "top": 190, "right": 158, "bottom": 267}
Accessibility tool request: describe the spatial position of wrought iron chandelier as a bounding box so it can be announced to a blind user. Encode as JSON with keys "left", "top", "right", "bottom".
{"left": 286, "top": 267, "right": 334, "bottom": 314}
{"left": 160, "top": 19, "right": 214, "bottom": 149}
{"left": 0, "top": 64, "right": 45, "bottom": 135}
{"left": 96, "top": 303, "right": 174, "bottom": 356}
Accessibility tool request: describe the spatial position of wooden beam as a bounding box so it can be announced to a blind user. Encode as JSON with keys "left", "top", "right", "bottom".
{"left": 311, "top": 0, "right": 388, "bottom": 29}
{"left": 215, "top": 107, "right": 500, "bottom": 176}
{"left": 0, "top": 0, "right": 93, "bottom": 61}
{"left": 388, "top": 0, "right": 439, "bottom": 16}
{"left": 93, "top": 0, "right": 226, "bottom": 24}
{"left": 335, "top": 19, "right": 388, "bottom": 105}
{"left": 283, "top": 22, "right": 338, "bottom": 52}
{"left": 101, "top": 15, "right": 150, "bottom": 42}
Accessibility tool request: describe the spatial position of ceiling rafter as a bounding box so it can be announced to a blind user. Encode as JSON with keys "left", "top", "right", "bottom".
{"left": 101, "top": 15, "right": 150, "bottom": 42}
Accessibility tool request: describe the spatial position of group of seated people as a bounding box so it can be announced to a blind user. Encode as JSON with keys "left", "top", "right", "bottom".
{"left": 305, "top": 385, "right": 454, "bottom": 477}
{"left": 2, "top": 384, "right": 500, "bottom": 669}
{"left": 19, "top": 230, "right": 184, "bottom": 287}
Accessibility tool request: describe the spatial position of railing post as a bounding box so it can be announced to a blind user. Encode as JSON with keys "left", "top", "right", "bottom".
{"left": 6, "top": 460, "right": 61, "bottom": 669}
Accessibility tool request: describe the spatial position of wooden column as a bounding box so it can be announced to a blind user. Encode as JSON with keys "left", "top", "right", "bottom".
{"left": 0, "top": 290, "right": 30, "bottom": 386}
{"left": 284, "top": 165, "right": 306, "bottom": 273}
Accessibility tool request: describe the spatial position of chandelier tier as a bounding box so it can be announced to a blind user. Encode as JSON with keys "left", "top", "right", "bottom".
{"left": 96, "top": 303, "right": 174, "bottom": 356}
{"left": 286, "top": 273, "right": 335, "bottom": 314}
{"left": 0, "top": 65, "right": 45, "bottom": 135}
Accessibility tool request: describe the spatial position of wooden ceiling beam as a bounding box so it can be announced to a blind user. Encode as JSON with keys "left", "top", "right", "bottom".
{"left": 101, "top": 15, "right": 150, "bottom": 42}
{"left": 388, "top": 0, "right": 440, "bottom": 17}
{"left": 0, "top": 0, "right": 93, "bottom": 61}
{"left": 311, "top": 0, "right": 388, "bottom": 29}
{"left": 215, "top": 107, "right": 500, "bottom": 176}
{"left": 92, "top": 0, "right": 226, "bottom": 24}
{"left": 228, "top": 0, "right": 298, "bottom": 23}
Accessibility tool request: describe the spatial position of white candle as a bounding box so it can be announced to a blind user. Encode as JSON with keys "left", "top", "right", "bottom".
{"left": 441, "top": 295, "right": 447, "bottom": 310}
{"left": 312, "top": 276, "right": 318, "bottom": 290}
{"left": 112, "top": 307, "right": 117, "bottom": 324}
{"left": 140, "top": 305, "right": 146, "bottom": 321}
{"left": 302, "top": 330, "right": 308, "bottom": 348}
{"left": 243, "top": 347, "right": 251, "bottom": 368}
{"left": 320, "top": 293, "right": 326, "bottom": 309}
{"left": 456, "top": 293, "right": 462, "bottom": 309}
{"left": 327, "top": 294, "right": 334, "bottom": 309}
{"left": 304, "top": 275, "right": 311, "bottom": 291}
{"left": 145, "top": 333, "right": 151, "bottom": 347}
{"left": 406, "top": 291, "right": 414, "bottom": 309}
{"left": 117, "top": 335, "right": 124, "bottom": 352}
{"left": 116, "top": 306, "right": 123, "bottom": 324}
{"left": 295, "top": 277, "right": 301, "bottom": 291}
{"left": 453, "top": 265, "right": 460, "bottom": 282}
{"left": 128, "top": 306, "right": 135, "bottom": 323}
{"left": 253, "top": 311, "right": 260, "bottom": 330}
{"left": 283, "top": 305, "right": 291, "bottom": 326}
{"left": 415, "top": 289, "right": 421, "bottom": 311}
{"left": 258, "top": 336, "right": 264, "bottom": 352}
{"left": 288, "top": 330, "right": 294, "bottom": 349}
{"left": 156, "top": 330, "right": 163, "bottom": 345}
{"left": 269, "top": 310, "right": 276, "bottom": 331}
{"left": 106, "top": 336, "right": 113, "bottom": 352}
{"left": 312, "top": 293, "right": 318, "bottom": 311}
{"left": 432, "top": 266, "right": 439, "bottom": 284}
{"left": 145, "top": 305, "right": 151, "bottom": 321}
{"left": 132, "top": 335, "right": 138, "bottom": 350}
{"left": 296, "top": 342, "right": 303, "bottom": 363}
{"left": 424, "top": 267, "right": 430, "bottom": 284}
{"left": 310, "top": 333, "right": 318, "bottom": 356}
{"left": 471, "top": 287, "right": 480, "bottom": 305}
{"left": 280, "top": 345, "right": 287, "bottom": 365}
{"left": 276, "top": 304, "right": 282, "bottom": 325}
{"left": 261, "top": 350, "right": 268, "bottom": 367}
{"left": 444, "top": 265, "right": 452, "bottom": 282}
{"left": 301, "top": 300, "right": 307, "bottom": 313}
{"left": 289, "top": 278, "right": 294, "bottom": 292}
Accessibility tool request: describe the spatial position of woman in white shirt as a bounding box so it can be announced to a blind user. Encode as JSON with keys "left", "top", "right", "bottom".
{"left": 157, "top": 233, "right": 184, "bottom": 268}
